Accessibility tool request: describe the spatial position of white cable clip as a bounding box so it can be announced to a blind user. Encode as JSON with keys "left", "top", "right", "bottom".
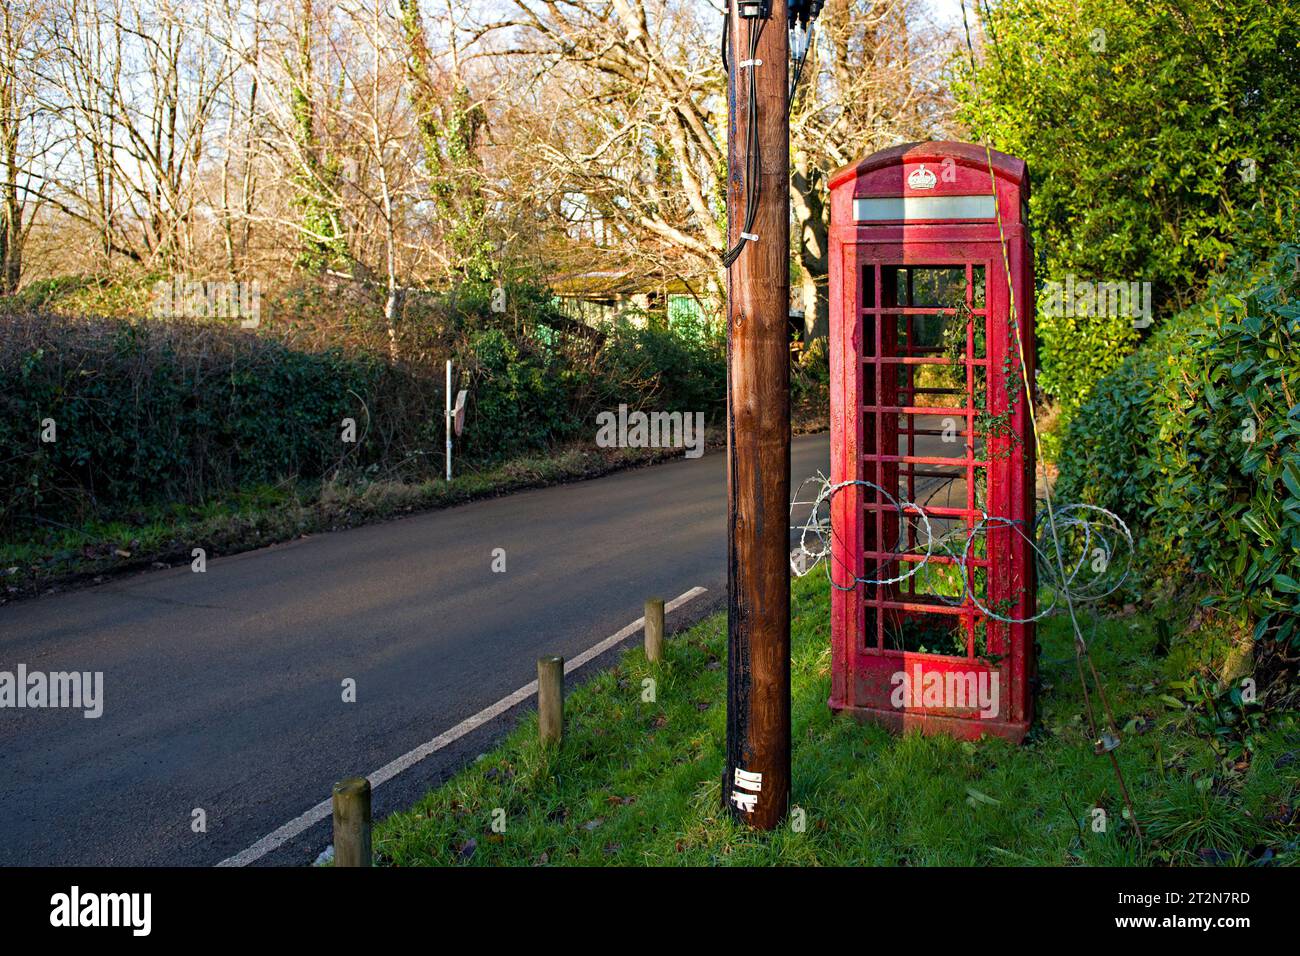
{"left": 740, "top": 232, "right": 759, "bottom": 242}
{"left": 739, "top": 58, "right": 763, "bottom": 69}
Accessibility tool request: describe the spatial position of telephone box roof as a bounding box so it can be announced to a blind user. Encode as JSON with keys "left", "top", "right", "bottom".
{"left": 828, "top": 141, "right": 1027, "bottom": 193}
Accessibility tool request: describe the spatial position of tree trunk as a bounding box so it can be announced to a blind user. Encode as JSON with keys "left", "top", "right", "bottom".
{"left": 792, "top": 146, "right": 828, "bottom": 342}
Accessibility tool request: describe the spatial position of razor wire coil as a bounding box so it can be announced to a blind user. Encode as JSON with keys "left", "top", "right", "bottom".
{"left": 789, "top": 473, "right": 1132, "bottom": 626}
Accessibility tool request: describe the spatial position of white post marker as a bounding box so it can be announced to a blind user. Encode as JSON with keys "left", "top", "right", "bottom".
{"left": 445, "top": 359, "right": 453, "bottom": 482}
{"left": 445, "top": 359, "right": 468, "bottom": 483}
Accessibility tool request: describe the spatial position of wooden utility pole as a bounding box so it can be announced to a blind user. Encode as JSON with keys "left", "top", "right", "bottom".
{"left": 723, "top": 0, "right": 791, "bottom": 831}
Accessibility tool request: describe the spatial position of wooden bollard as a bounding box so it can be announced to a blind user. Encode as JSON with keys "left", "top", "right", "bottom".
{"left": 332, "top": 776, "right": 372, "bottom": 867}
{"left": 644, "top": 597, "right": 665, "bottom": 663}
{"left": 538, "top": 655, "right": 564, "bottom": 747}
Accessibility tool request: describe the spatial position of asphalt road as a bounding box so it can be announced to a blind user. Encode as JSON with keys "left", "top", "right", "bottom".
{"left": 0, "top": 435, "right": 852, "bottom": 866}
{"left": 0, "top": 423, "right": 969, "bottom": 867}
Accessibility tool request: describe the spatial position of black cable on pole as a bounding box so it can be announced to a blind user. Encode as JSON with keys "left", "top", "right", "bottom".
{"left": 721, "top": 10, "right": 767, "bottom": 268}
{"left": 720, "top": 0, "right": 823, "bottom": 268}
{"left": 787, "top": 0, "right": 824, "bottom": 25}
{"left": 786, "top": 21, "right": 815, "bottom": 121}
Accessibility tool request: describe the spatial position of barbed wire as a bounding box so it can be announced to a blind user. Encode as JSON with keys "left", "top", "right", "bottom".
{"left": 789, "top": 472, "right": 1132, "bottom": 625}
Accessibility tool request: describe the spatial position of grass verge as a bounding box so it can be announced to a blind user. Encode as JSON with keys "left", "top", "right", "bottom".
{"left": 374, "top": 572, "right": 1300, "bottom": 866}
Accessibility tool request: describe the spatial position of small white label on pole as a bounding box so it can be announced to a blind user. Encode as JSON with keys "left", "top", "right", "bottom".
{"left": 731, "top": 791, "right": 758, "bottom": 812}
{"left": 730, "top": 767, "right": 763, "bottom": 812}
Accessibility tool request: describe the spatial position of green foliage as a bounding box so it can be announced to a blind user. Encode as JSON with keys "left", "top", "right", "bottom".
{"left": 459, "top": 327, "right": 575, "bottom": 459}
{"left": 398, "top": 0, "right": 491, "bottom": 281}
{"left": 665, "top": 295, "right": 718, "bottom": 347}
{"left": 437, "top": 281, "right": 724, "bottom": 463}
{"left": 1036, "top": 307, "right": 1139, "bottom": 455}
{"left": 0, "top": 281, "right": 726, "bottom": 531}
{"left": 792, "top": 335, "right": 830, "bottom": 413}
{"left": 1168, "top": 675, "right": 1268, "bottom": 768}
{"left": 1057, "top": 244, "right": 1300, "bottom": 648}
{"left": 459, "top": 315, "right": 725, "bottom": 462}
{"left": 289, "top": 29, "right": 347, "bottom": 274}
{"left": 958, "top": 0, "right": 1300, "bottom": 427}
{"left": 0, "top": 316, "right": 425, "bottom": 530}
{"left": 2, "top": 272, "right": 161, "bottom": 318}
{"left": 597, "top": 316, "right": 726, "bottom": 418}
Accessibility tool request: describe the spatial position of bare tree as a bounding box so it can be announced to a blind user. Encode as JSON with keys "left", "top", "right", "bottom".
{"left": 29, "top": 0, "right": 231, "bottom": 269}
{"left": 503, "top": 0, "right": 727, "bottom": 299}
{"left": 498, "top": 0, "right": 955, "bottom": 334}
{"left": 336, "top": 0, "right": 424, "bottom": 355}
{"left": 790, "top": 0, "right": 958, "bottom": 339}
{"left": 6, "top": 0, "right": 959, "bottom": 348}
{"left": 0, "top": 0, "right": 54, "bottom": 292}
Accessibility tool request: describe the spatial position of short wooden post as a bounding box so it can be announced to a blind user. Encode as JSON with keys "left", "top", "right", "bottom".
{"left": 644, "top": 597, "right": 665, "bottom": 663}
{"left": 538, "top": 655, "right": 564, "bottom": 747}
{"left": 332, "top": 776, "right": 372, "bottom": 867}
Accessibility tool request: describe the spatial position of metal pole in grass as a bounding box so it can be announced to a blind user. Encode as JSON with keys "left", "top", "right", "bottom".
{"left": 332, "top": 776, "right": 372, "bottom": 867}
{"left": 645, "top": 597, "right": 665, "bottom": 663}
{"left": 445, "top": 359, "right": 453, "bottom": 482}
{"left": 538, "top": 656, "right": 564, "bottom": 747}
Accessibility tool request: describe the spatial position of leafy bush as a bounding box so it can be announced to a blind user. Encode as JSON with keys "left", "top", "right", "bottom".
{"left": 958, "top": 0, "right": 1300, "bottom": 431}
{"left": 1057, "top": 244, "right": 1300, "bottom": 647}
{"left": 2, "top": 271, "right": 162, "bottom": 318}
{"left": 458, "top": 327, "right": 576, "bottom": 460}
{"left": 596, "top": 316, "right": 726, "bottom": 416}
{"left": 1035, "top": 308, "right": 1140, "bottom": 462}
{"left": 0, "top": 314, "right": 439, "bottom": 530}
{"left": 0, "top": 286, "right": 727, "bottom": 533}
{"left": 457, "top": 315, "right": 725, "bottom": 461}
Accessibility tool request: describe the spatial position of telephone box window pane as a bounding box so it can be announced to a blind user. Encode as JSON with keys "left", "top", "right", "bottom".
{"left": 884, "top": 611, "right": 969, "bottom": 657}
{"left": 890, "top": 309, "right": 986, "bottom": 361}
{"left": 900, "top": 267, "right": 966, "bottom": 308}
{"left": 888, "top": 266, "right": 985, "bottom": 327}
{"left": 893, "top": 362, "right": 968, "bottom": 409}
{"left": 897, "top": 312, "right": 947, "bottom": 349}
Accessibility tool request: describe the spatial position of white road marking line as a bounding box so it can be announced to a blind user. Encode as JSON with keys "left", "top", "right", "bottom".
{"left": 216, "top": 585, "right": 709, "bottom": 867}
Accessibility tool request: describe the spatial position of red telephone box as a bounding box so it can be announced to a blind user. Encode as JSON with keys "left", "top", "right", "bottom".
{"left": 827, "top": 141, "right": 1036, "bottom": 742}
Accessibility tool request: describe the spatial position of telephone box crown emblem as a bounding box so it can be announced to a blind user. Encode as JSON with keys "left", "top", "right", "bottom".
{"left": 907, "top": 164, "right": 937, "bottom": 190}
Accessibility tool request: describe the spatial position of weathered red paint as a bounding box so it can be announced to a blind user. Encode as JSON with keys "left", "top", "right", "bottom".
{"left": 828, "top": 141, "right": 1036, "bottom": 743}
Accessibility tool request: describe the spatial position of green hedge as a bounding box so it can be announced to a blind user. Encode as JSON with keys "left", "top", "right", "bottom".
{"left": 0, "top": 302, "right": 727, "bottom": 533}
{"left": 1057, "top": 244, "right": 1300, "bottom": 647}
{"left": 0, "top": 316, "right": 437, "bottom": 528}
